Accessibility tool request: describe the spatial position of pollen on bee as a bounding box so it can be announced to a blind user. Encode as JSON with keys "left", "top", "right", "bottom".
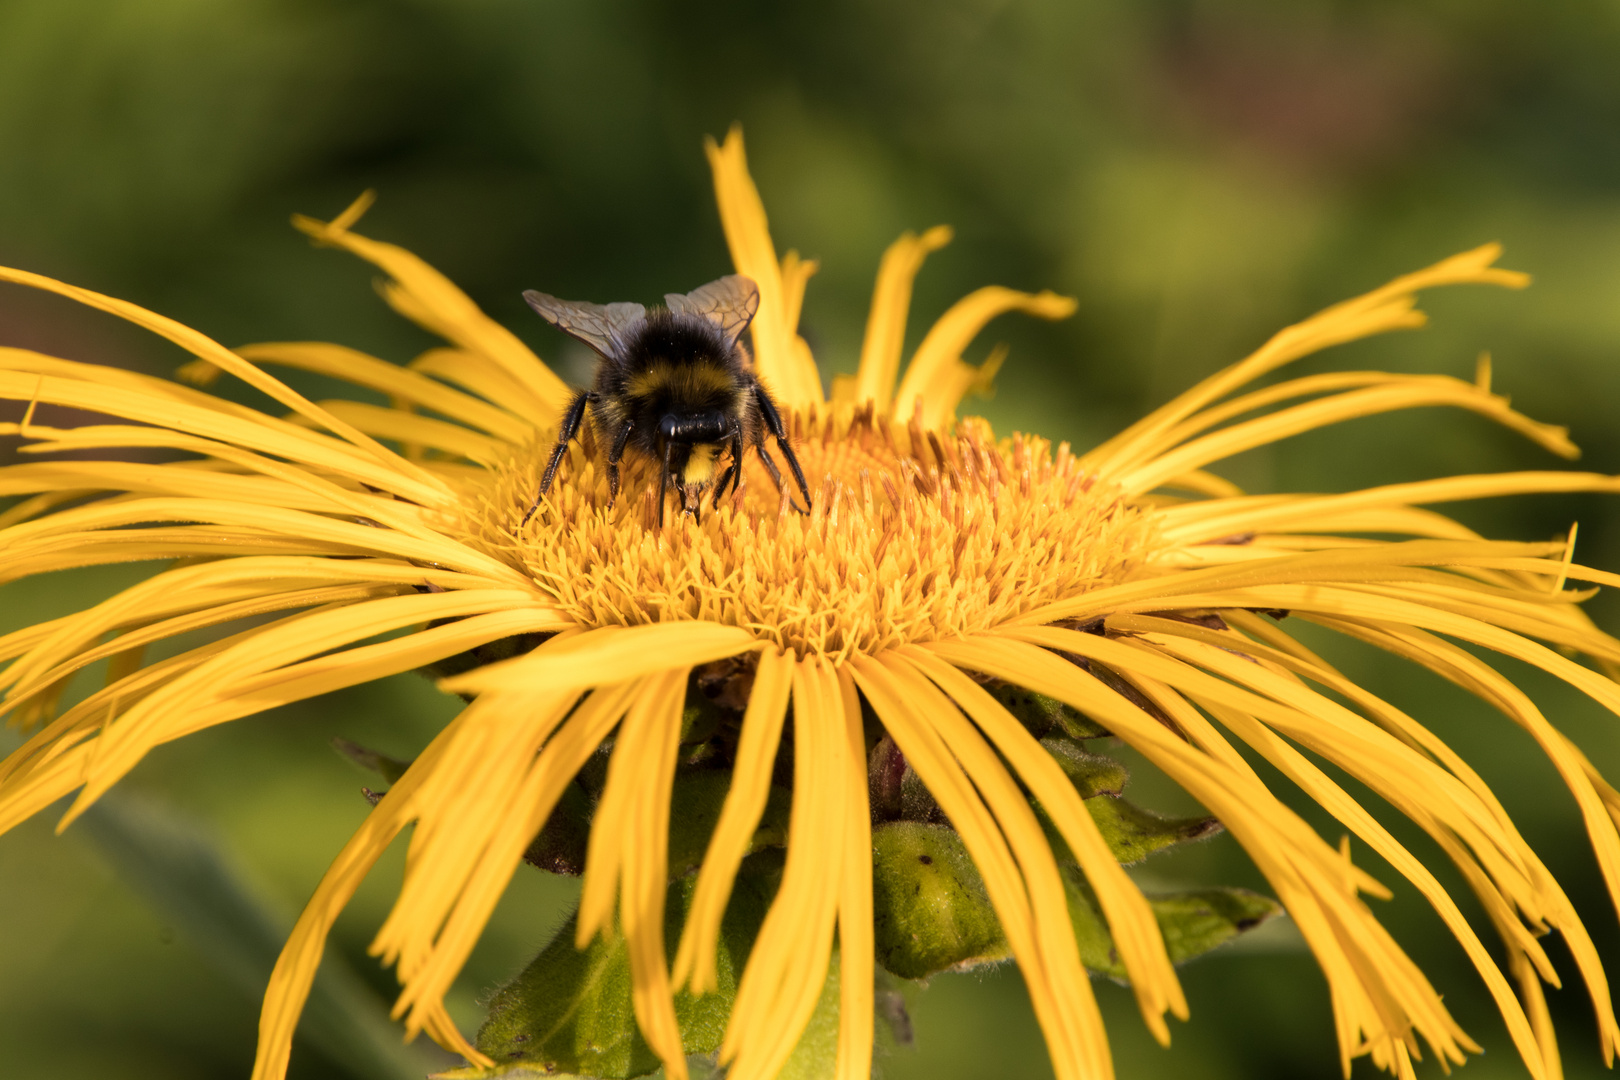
{"left": 683, "top": 443, "right": 720, "bottom": 486}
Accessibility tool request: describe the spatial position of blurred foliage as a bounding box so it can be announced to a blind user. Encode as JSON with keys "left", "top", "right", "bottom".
{"left": 4, "top": 1, "right": 1620, "bottom": 1077}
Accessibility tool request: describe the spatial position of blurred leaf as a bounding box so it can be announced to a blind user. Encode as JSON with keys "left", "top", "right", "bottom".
{"left": 986, "top": 680, "right": 1110, "bottom": 739}
{"left": 478, "top": 912, "right": 654, "bottom": 1079}
{"left": 76, "top": 791, "right": 434, "bottom": 1080}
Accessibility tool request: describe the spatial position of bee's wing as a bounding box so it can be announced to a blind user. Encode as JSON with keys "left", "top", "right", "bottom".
{"left": 523, "top": 291, "right": 647, "bottom": 359}
{"left": 664, "top": 275, "right": 760, "bottom": 352}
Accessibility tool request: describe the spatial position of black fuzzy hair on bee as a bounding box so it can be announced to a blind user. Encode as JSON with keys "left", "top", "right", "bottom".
{"left": 521, "top": 274, "right": 812, "bottom": 526}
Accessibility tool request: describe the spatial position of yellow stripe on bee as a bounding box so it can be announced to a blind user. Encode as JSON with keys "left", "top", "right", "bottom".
{"left": 626, "top": 361, "right": 737, "bottom": 399}
{"left": 684, "top": 444, "right": 720, "bottom": 485}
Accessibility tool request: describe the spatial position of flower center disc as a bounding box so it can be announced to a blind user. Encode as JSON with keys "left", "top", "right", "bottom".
{"left": 460, "top": 409, "right": 1156, "bottom": 656}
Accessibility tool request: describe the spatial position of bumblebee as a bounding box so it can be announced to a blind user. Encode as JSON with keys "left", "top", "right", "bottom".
{"left": 521, "top": 274, "right": 812, "bottom": 525}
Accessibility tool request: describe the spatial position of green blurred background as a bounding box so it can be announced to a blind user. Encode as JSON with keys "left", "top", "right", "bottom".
{"left": 3, "top": 0, "right": 1620, "bottom": 1077}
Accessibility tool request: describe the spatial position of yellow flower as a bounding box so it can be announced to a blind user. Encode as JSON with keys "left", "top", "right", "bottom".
{"left": 4, "top": 125, "right": 1620, "bottom": 1080}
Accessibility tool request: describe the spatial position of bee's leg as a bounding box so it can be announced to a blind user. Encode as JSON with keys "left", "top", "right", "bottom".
{"left": 523, "top": 390, "right": 592, "bottom": 525}
{"left": 714, "top": 429, "right": 746, "bottom": 502}
{"left": 605, "top": 418, "right": 634, "bottom": 507}
{"left": 753, "top": 384, "right": 812, "bottom": 513}
{"left": 754, "top": 430, "right": 786, "bottom": 495}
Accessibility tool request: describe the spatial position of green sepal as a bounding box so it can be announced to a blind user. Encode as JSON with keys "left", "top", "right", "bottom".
{"left": 1038, "top": 735, "right": 1127, "bottom": 799}
{"left": 475, "top": 852, "right": 779, "bottom": 1078}
{"left": 869, "top": 825, "right": 1277, "bottom": 982}
{"left": 522, "top": 779, "right": 593, "bottom": 876}
{"left": 899, "top": 762, "right": 947, "bottom": 823}
{"left": 1081, "top": 795, "right": 1222, "bottom": 865}
{"left": 870, "top": 821, "right": 1010, "bottom": 979}
{"left": 1151, "top": 887, "right": 1284, "bottom": 962}
{"left": 1061, "top": 867, "right": 1283, "bottom": 978}
{"left": 667, "top": 771, "right": 791, "bottom": 878}
{"left": 1030, "top": 736, "right": 1218, "bottom": 864}
{"left": 680, "top": 693, "right": 723, "bottom": 746}
{"left": 986, "top": 680, "right": 1110, "bottom": 739}
{"left": 1036, "top": 793, "right": 1221, "bottom": 866}
{"left": 430, "top": 1064, "right": 578, "bottom": 1079}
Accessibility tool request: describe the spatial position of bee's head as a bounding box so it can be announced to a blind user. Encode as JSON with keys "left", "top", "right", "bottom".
{"left": 658, "top": 412, "right": 730, "bottom": 445}
{"left": 658, "top": 412, "right": 734, "bottom": 519}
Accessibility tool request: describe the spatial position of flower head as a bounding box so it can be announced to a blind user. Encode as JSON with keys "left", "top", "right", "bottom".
{"left": 4, "top": 127, "right": 1620, "bottom": 1080}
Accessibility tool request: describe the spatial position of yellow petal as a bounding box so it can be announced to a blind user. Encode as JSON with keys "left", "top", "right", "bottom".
{"left": 780, "top": 250, "right": 819, "bottom": 339}
{"left": 722, "top": 656, "right": 845, "bottom": 1080}
{"left": 375, "top": 687, "right": 580, "bottom": 993}
{"left": 931, "top": 633, "right": 1502, "bottom": 1079}
{"left": 1082, "top": 244, "right": 1529, "bottom": 478}
{"left": 891, "top": 286, "right": 1076, "bottom": 428}
{"left": 703, "top": 126, "right": 824, "bottom": 409}
{"left": 232, "top": 342, "right": 533, "bottom": 443}
{"left": 52, "top": 590, "right": 550, "bottom": 827}
{"left": 898, "top": 645, "right": 1186, "bottom": 1035}
{"left": 307, "top": 399, "right": 507, "bottom": 465}
{"left": 407, "top": 346, "right": 556, "bottom": 431}
{"left": 853, "top": 225, "right": 953, "bottom": 410}
{"left": 440, "top": 621, "right": 760, "bottom": 696}
{"left": 0, "top": 268, "right": 442, "bottom": 491}
{"left": 293, "top": 199, "right": 570, "bottom": 425}
{"left": 622, "top": 669, "right": 691, "bottom": 1079}
{"left": 1115, "top": 626, "right": 1548, "bottom": 1070}
{"left": 1160, "top": 471, "right": 1620, "bottom": 547}
{"left": 833, "top": 665, "right": 874, "bottom": 1080}
{"left": 673, "top": 648, "right": 794, "bottom": 994}
{"left": 0, "top": 494, "right": 520, "bottom": 584}
{"left": 0, "top": 367, "right": 451, "bottom": 508}
{"left": 1014, "top": 537, "right": 1564, "bottom": 628}
{"left": 1120, "top": 376, "right": 1576, "bottom": 495}
{"left": 850, "top": 653, "right": 1097, "bottom": 1080}
{"left": 565, "top": 670, "right": 692, "bottom": 1077}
